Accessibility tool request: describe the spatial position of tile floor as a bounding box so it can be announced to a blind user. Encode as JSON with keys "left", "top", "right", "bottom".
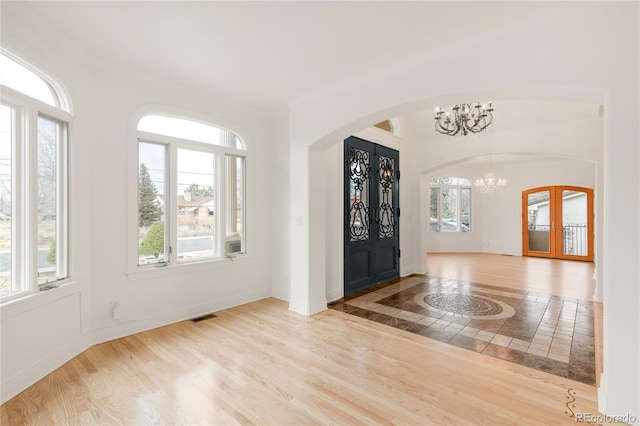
{"left": 329, "top": 275, "right": 596, "bottom": 385}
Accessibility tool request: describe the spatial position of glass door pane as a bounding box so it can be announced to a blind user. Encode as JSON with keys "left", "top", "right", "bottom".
{"left": 562, "top": 190, "right": 588, "bottom": 257}
{"left": 527, "top": 190, "right": 551, "bottom": 253}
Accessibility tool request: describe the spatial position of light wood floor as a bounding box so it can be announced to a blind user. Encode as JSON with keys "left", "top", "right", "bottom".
{"left": 2, "top": 254, "right": 605, "bottom": 425}
{"left": 426, "top": 252, "right": 596, "bottom": 301}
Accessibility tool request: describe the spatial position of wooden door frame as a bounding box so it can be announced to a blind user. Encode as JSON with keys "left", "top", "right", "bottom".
{"left": 522, "top": 186, "right": 594, "bottom": 261}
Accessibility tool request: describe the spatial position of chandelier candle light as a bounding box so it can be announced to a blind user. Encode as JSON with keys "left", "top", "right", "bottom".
{"left": 434, "top": 102, "right": 494, "bottom": 136}
{"left": 475, "top": 157, "right": 508, "bottom": 193}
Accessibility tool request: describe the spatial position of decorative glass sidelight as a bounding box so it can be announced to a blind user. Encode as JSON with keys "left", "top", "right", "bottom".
{"left": 378, "top": 156, "right": 395, "bottom": 238}
{"left": 349, "top": 148, "right": 370, "bottom": 241}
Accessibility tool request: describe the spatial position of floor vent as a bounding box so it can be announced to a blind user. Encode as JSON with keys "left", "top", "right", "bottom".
{"left": 191, "top": 313, "right": 217, "bottom": 322}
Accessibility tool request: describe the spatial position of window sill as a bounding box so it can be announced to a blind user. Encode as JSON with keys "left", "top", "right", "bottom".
{"left": 127, "top": 254, "right": 250, "bottom": 281}
{"left": 1, "top": 280, "right": 81, "bottom": 320}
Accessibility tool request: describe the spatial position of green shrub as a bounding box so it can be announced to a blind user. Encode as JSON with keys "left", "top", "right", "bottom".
{"left": 139, "top": 222, "right": 164, "bottom": 257}
{"left": 46, "top": 240, "right": 56, "bottom": 264}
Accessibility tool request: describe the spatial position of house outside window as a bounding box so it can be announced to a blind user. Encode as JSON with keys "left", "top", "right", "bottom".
{"left": 0, "top": 51, "right": 72, "bottom": 302}
{"left": 429, "top": 177, "right": 471, "bottom": 232}
{"left": 136, "top": 114, "right": 246, "bottom": 267}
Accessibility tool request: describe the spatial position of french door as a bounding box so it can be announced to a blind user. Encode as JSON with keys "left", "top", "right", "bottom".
{"left": 522, "top": 186, "right": 594, "bottom": 261}
{"left": 344, "top": 136, "right": 400, "bottom": 295}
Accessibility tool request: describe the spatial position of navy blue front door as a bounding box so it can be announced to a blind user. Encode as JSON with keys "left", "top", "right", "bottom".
{"left": 344, "top": 136, "right": 399, "bottom": 296}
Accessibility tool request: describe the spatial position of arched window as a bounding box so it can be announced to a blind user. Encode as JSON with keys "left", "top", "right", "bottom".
{"left": 1, "top": 50, "right": 72, "bottom": 302}
{"left": 135, "top": 113, "right": 246, "bottom": 267}
{"left": 429, "top": 177, "right": 471, "bottom": 232}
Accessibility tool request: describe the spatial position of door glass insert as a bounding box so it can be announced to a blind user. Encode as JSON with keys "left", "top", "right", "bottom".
{"left": 349, "top": 148, "right": 369, "bottom": 241}
{"left": 562, "top": 190, "right": 588, "bottom": 256}
{"left": 378, "top": 156, "right": 394, "bottom": 238}
{"left": 527, "top": 190, "right": 551, "bottom": 253}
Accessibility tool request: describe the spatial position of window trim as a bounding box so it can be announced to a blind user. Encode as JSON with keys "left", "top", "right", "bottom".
{"left": 128, "top": 105, "right": 248, "bottom": 276}
{"left": 1, "top": 48, "right": 74, "bottom": 114}
{"left": 0, "top": 70, "right": 72, "bottom": 304}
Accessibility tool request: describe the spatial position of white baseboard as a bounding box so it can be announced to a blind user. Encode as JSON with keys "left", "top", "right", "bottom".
{"left": 289, "top": 297, "right": 327, "bottom": 316}
{"left": 1, "top": 338, "right": 89, "bottom": 405}
{"left": 92, "top": 289, "right": 271, "bottom": 345}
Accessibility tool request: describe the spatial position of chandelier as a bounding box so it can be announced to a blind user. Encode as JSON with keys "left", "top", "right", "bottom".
{"left": 434, "top": 102, "right": 494, "bottom": 136}
{"left": 475, "top": 157, "right": 507, "bottom": 193}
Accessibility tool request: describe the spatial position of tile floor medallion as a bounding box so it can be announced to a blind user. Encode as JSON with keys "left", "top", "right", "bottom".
{"left": 329, "top": 275, "right": 596, "bottom": 385}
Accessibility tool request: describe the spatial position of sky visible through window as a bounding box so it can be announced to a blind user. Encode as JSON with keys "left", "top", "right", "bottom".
{"left": 0, "top": 54, "right": 57, "bottom": 107}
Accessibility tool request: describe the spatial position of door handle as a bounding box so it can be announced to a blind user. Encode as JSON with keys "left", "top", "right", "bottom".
{"left": 552, "top": 221, "right": 555, "bottom": 231}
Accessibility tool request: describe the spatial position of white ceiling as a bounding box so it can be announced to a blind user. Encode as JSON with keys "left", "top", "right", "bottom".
{"left": 23, "top": 1, "right": 567, "bottom": 110}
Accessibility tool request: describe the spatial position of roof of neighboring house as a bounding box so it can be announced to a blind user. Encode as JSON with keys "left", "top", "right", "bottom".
{"left": 177, "top": 194, "right": 214, "bottom": 207}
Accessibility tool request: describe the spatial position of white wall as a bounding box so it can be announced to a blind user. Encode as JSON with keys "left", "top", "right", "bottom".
{"left": 1, "top": 3, "right": 274, "bottom": 403}
{"left": 270, "top": 106, "right": 291, "bottom": 302}
{"left": 283, "top": 3, "right": 638, "bottom": 421}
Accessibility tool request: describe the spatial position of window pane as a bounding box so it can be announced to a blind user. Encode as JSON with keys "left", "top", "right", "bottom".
{"left": 38, "top": 116, "right": 62, "bottom": 284}
{"left": 0, "top": 105, "right": 13, "bottom": 293}
{"left": 431, "top": 177, "right": 471, "bottom": 186}
{"left": 138, "top": 142, "right": 166, "bottom": 265}
{"left": 461, "top": 188, "right": 471, "bottom": 231}
{"left": 138, "top": 115, "right": 243, "bottom": 150}
{"left": 225, "top": 155, "right": 244, "bottom": 254}
{"left": 0, "top": 54, "right": 58, "bottom": 107}
{"left": 441, "top": 189, "right": 458, "bottom": 232}
{"left": 177, "top": 148, "right": 215, "bottom": 260}
{"left": 430, "top": 188, "right": 439, "bottom": 231}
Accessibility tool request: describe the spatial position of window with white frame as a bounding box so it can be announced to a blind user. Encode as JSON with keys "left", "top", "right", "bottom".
{"left": 136, "top": 115, "right": 246, "bottom": 267}
{"left": 0, "top": 51, "right": 71, "bottom": 302}
{"left": 429, "top": 177, "right": 471, "bottom": 232}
